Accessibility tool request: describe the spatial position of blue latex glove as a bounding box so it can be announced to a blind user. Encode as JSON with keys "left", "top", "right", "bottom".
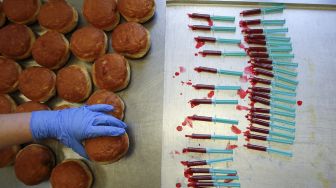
{"left": 30, "top": 104, "right": 127, "bottom": 158}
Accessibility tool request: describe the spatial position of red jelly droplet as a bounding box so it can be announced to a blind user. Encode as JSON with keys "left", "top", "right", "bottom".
{"left": 195, "top": 41, "right": 205, "bottom": 49}
{"left": 240, "top": 75, "right": 248, "bottom": 83}
{"left": 194, "top": 53, "right": 198, "bottom": 56}
{"left": 179, "top": 66, "right": 186, "bottom": 73}
{"left": 207, "top": 90, "right": 215, "bottom": 98}
{"left": 236, "top": 105, "right": 249, "bottom": 111}
{"left": 175, "top": 72, "right": 180, "bottom": 76}
{"left": 231, "top": 125, "right": 242, "bottom": 134}
{"left": 207, "top": 19, "right": 213, "bottom": 26}
{"left": 176, "top": 183, "right": 182, "bottom": 188}
{"left": 238, "top": 43, "right": 246, "bottom": 50}
{"left": 244, "top": 66, "right": 254, "bottom": 75}
{"left": 297, "top": 100, "right": 303, "bottom": 106}
{"left": 237, "top": 89, "right": 248, "bottom": 99}
{"left": 176, "top": 126, "right": 183, "bottom": 131}
{"left": 226, "top": 144, "right": 238, "bottom": 150}
{"left": 186, "top": 81, "right": 192, "bottom": 86}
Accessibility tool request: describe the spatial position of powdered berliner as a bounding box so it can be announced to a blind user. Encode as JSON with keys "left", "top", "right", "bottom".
{"left": 83, "top": 0, "right": 120, "bottom": 31}
{"left": 0, "top": 57, "right": 22, "bottom": 94}
{"left": 0, "top": 1, "right": 5, "bottom": 27}
{"left": 111, "top": 22, "right": 151, "bottom": 58}
{"left": 32, "top": 31, "right": 69, "bottom": 70}
{"left": 16, "top": 101, "right": 50, "bottom": 113}
{"left": 38, "top": 0, "right": 78, "bottom": 34}
{"left": 56, "top": 65, "right": 92, "bottom": 103}
{"left": 87, "top": 90, "right": 125, "bottom": 120}
{"left": 70, "top": 26, "right": 107, "bottom": 62}
{"left": 92, "top": 53, "right": 130, "bottom": 92}
{"left": 3, "top": 0, "right": 41, "bottom": 24}
{"left": 18, "top": 66, "right": 56, "bottom": 102}
{"left": 84, "top": 133, "right": 129, "bottom": 164}
{"left": 14, "top": 144, "right": 55, "bottom": 186}
{"left": 50, "top": 159, "right": 93, "bottom": 188}
{"left": 0, "top": 24, "right": 35, "bottom": 60}
{"left": 117, "top": 0, "right": 155, "bottom": 23}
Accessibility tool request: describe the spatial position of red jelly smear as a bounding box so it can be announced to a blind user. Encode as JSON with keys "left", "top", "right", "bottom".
{"left": 236, "top": 105, "right": 249, "bottom": 111}
{"left": 237, "top": 89, "right": 248, "bottom": 99}
{"left": 195, "top": 41, "right": 205, "bottom": 49}
{"left": 297, "top": 100, "right": 303, "bottom": 106}
{"left": 179, "top": 66, "right": 186, "bottom": 73}
{"left": 192, "top": 84, "right": 215, "bottom": 90}
{"left": 226, "top": 144, "right": 238, "bottom": 150}
{"left": 194, "top": 66, "right": 218, "bottom": 73}
{"left": 207, "top": 90, "right": 215, "bottom": 98}
{"left": 240, "top": 75, "right": 248, "bottom": 83}
{"left": 231, "top": 125, "right": 242, "bottom": 134}
{"left": 176, "top": 126, "right": 183, "bottom": 131}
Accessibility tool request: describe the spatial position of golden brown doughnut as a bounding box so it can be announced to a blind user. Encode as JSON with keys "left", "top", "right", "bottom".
{"left": 117, "top": 0, "right": 155, "bottom": 23}
{"left": 3, "top": 0, "right": 41, "bottom": 24}
{"left": 56, "top": 65, "right": 92, "bottom": 103}
{"left": 0, "top": 57, "right": 22, "bottom": 94}
{"left": 87, "top": 90, "right": 125, "bottom": 120}
{"left": 18, "top": 66, "right": 56, "bottom": 102}
{"left": 32, "top": 31, "right": 69, "bottom": 70}
{"left": 111, "top": 22, "right": 151, "bottom": 58}
{"left": 83, "top": 0, "right": 120, "bottom": 31}
{"left": 0, "top": 24, "right": 35, "bottom": 60}
{"left": 70, "top": 26, "right": 107, "bottom": 62}
{"left": 50, "top": 159, "right": 93, "bottom": 188}
{"left": 84, "top": 133, "right": 129, "bottom": 164}
{"left": 14, "top": 144, "right": 55, "bottom": 186}
{"left": 92, "top": 53, "right": 130, "bottom": 92}
{"left": 16, "top": 101, "right": 50, "bottom": 113}
{"left": 38, "top": 0, "right": 78, "bottom": 34}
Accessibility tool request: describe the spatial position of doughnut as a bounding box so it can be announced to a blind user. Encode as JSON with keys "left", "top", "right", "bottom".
{"left": 32, "top": 31, "right": 70, "bottom": 70}
{"left": 53, "top": 104, "right": 73, "bottom": 110}
{"left": 18, "top": 66, "right": 56, "bottom": 102}
{"left": 14, "top": 144, "right": 55, "bottom": 186}
{"left": 56, "top": 65, "right": 92, "bottom": 103}
{"left": 70, "top": 26, "right": 107, "bottom": 62}
{"left": 50, "top": 159, "right": 93, "bottom": 188}
{"left": 0, "top": 57, "right": 22, "bottom": 94}
{"left": 83, "top": 0, "right": 120, "bottom": 31}
{"left": 117, "top": 0, "right": 155, "bottom": 23}
{"left": 87, "top": 90, "right": 125, "bottom": 120}
{"left": 92, "top": 53, "right": 130, "bottom": 92}
{"left": 16, "top": 101, "right": 50, "bottom": 113}
{"left": 84, "top": 133, "right": 129, "bottom": 164}
{"left": 111, "top": 22, "right": 151, "bottom": 59}
{"left": 38, "top": 0, "right": 78, "bottom": 34}
{"left": 3, "top": 0, "right": 41, "bottom": 24}
{"left": 0, "top": 24, "right": 35, "bottom": 60}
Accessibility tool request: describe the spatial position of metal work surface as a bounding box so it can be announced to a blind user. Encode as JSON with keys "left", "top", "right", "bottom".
{"left": 162, "top": 3, "right": 336, "bottom": 188}
{"left": 0, "top": 0, "right": 165, "bottom": 188}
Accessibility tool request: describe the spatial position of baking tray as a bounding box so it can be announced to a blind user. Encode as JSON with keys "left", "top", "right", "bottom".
{"left": 162, "top": 2, "right": 336, "bottom": 188}
{"left": 0, "top": 0, "right": 165, "bottom": 188}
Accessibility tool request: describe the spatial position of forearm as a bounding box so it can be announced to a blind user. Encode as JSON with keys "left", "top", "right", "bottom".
{"left": 0, "top": 113, "right": 33, "bottom": 148}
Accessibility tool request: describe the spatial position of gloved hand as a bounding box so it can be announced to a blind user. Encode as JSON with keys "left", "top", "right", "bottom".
{"left": 30, "top": 104, "right": 127, "bottom": 158}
